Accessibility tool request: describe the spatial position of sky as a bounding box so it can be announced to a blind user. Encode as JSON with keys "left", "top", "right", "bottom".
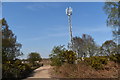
{"left": 2, "top": 2, "right": 113, "bottom": 58}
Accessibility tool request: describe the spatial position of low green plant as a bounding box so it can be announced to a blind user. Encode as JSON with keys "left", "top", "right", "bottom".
{"left": 109, "top": 54, "right": 120, "bottom": 63}
{"left": 49, "top": 45, "right": 77, "bottom": 66}
{"left": 84, "top": 56, "right": 108, "bottom": 70}
{"left": 2, "top": 59, "right": 33, "bottom": 79}
{"left": 62, "top": 50, "right": 77, "bottom": 64}
{"left": 50, "top": 57, "right": 63, "bottom": 66}
{"left": 49, "top": 45, "right": 66, "bottom": 66}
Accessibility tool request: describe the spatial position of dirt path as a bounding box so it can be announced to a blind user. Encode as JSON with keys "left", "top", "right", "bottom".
{"left": 25, "top": 65, "right": 53, "bottom": 79}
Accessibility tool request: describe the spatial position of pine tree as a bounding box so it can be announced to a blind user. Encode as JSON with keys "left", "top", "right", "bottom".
{"left": 2, "top": 18, "right": 23, "bottom": 63}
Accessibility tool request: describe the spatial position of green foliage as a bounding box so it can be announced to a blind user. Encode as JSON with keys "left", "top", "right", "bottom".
{"left": 103, "top": 2, "right": 119, "bottom": 27}
{"left": 62, "top": 50, "right": 77, "bottom": 64}
{"left": 1, "top": 18, "right": 30, "bottom": 79}
{"left": 101, "top": 40, "right": 117, "bottom": 56}
{"left": 50, "top": 57, "right": 63, "bottom": 66}
{"left": 2, "top": 18, "right": 23, "bottom": 62}
{"left": 1, "top": 19, "right": 43, "bottom": 79}
{"left": 103, "top": 2, "right": 120, "bottom": 42}
{"left": 49, "top": 45, "right": 66, "bottom": 66}
{"left": 2, "top": 59, "right": 33, "bottom": 79}
{"left": 2, "top": 59, "right": 42, "bottom": 79}
{"left": 84, "top": 56, "right": 108, "bottom": 70}
{"left": 28, "top": 52, "right": 42, "bottom": 65}
{"left": 49, "top": 45, "right": 77, "bottom": 66}
{"left": 109, "top": 54, "right": 120, "bottom": 63}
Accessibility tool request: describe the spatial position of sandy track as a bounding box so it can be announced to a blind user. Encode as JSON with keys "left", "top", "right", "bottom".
{"left": 25, "top": 65, "right": 53, "bottom": 79}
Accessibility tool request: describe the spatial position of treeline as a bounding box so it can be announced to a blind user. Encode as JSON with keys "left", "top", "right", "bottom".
{"left": 49, "top": 34, "right": 120, "bottom": 68}
{"left": 70, "top": 34, "right": 119, "bottom": 57}
{"left": 1, "top": 18, "right": 42, "bottom": 79}
{"left": 49, "top": 38, "right": 120, "bottom": 78}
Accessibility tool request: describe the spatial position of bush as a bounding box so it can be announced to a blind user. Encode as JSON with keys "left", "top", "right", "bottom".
{"left": 84, "top": 56, "right": 108, "bottom": 70}
{"left": 31, "top": 63, "right": 42, "bottom": 70}
{"left": 50, "top": 47, "right": 77, "bottom": 66}
{"left": 49, "top": 45, "right": 66, "bottom": 66}
{"left": 50, "top": 57, "right": 63, "bottom": 66}
{"left": 27, "top": 52, "right": 42, "bottom": 65}
{"left": 2, "top": 59, "right": 33, "bottom": 79}
{"left": 109, "top": 54, "right": 120, "bottom": 63}
{"left": 62, "top": 50, "right": 77, "bottom": 64}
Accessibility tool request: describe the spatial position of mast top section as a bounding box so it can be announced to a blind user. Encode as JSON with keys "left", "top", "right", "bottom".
{"left": 66, "top": 7, "right": 72, "bottom": 16}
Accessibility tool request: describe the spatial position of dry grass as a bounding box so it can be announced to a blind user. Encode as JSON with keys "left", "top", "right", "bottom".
{"left": 51, "top": 61, "right": 119, "bottom": 78}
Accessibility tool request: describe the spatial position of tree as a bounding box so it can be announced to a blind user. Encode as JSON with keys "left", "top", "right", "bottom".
{"left": 49, "top": 45, "right": 66, "bottom": 66}
{"left": 2, "top": 18, "right": 22, "bottom": 62}
{"left": 49, "top": 45, "right": 77, "bottom": 66}
{"left": 1, "top": 18, "right": 33, "bottom": 79}
{"left": 28, "top": 52, "right": 42, "bottom": 65}
{"left": 103, "top": 1, "right": 120, "bottom": 44}
{"left": 69, "top": 36, "right": 84, "bottom": 57}
{"left": 81, "top": 34, "right": 98, "bottom": 57}
{"left": 69, "top": 34, "right": 98, "bottom": 58}
{"left": 101, "top": 40, "right": 117, "bottom": 56}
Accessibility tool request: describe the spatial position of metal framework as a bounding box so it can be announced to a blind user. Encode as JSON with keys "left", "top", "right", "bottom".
{"left": 66, "top": 7, "right": 73, "bottom": 45}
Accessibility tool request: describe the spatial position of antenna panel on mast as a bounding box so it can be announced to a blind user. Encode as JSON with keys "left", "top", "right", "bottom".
{"left": 66, "top": 7, "right": 72, "bottom": 16}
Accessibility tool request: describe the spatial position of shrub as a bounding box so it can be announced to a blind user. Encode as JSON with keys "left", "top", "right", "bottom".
{"left": 50, "top": 47, "right": 77, "bottom": 66}
{"left": 50, "top": 57, "right": 63, "bottom": 66}
{"left": 109, "top": 54, "right": 120, "bottom": 63}
{"left": 84, "top": 56, "right": 108, "bottom": 70}
{"left": 27, "top": 52, "right": 42, "bottom": 65}
{"left": 49, "top": 45, "right": 66, "bottom": 66}
{"left": 62, "top": 50, "right": 77, "bottom": 64}
{"left": 50, "top": 45, "right": 77, "bottom": 66}
{"left": 2, "top": 60, "right": 33, "bottom": 79}
{"left": 31, "top": 63, "right": 42, "bottom": 70}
